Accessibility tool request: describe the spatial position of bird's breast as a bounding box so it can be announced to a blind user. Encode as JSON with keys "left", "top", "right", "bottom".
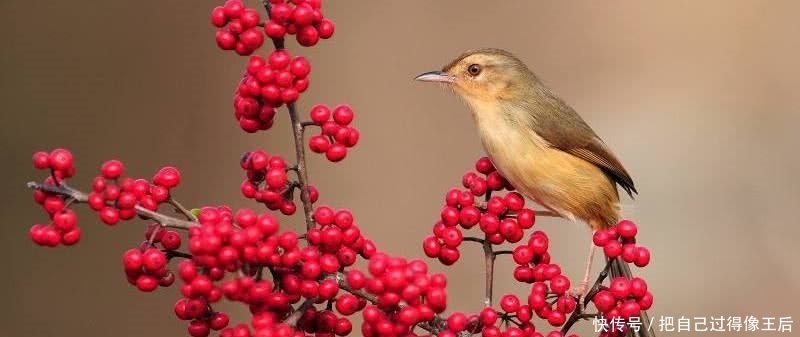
{"left": 467, "top": 101, "right": 620, "bottom": 225}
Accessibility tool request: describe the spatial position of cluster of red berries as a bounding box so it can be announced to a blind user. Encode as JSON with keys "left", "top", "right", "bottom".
{"left": 470, "top": 298, "right": 578, "bottom": 337}
{"left": 212, "top": 0, "right": 264, "bottom": 55}
{"left": 423, "top": 157, "right": 535, "bottom": 265}
{"left": 88, "top": 160, "right": 180, "bottom": 225}
{"left": 592, "top": 276, "right": 653, "bottom": 336}
{"left": 297, "top": 307, "right": 354, "bottom": 336}
{"left": 309, "top": 206, "right": 376, "bottom": 263}
{"left": 30, "top": 149, "right": 79, "bottom": 246}
{"left": 122, "top": 244, "right": 175, "bottom": 292}
{"left": 32, "top": 148, "right": 75, "bottom": 180}
{"left": 464, "top": 157, "right": 512, "bottom": 195}
{"left": 240, "top": 150, "right": 320, "bottom": 215}
{"left": 264, "top": 0, "right": 335, "bottom": 47}
{"left": 234, "top": 50, "right": 311, "bottom": 132}
{"left": 307, "top": 104, "right": 359, "bottom": 162}
{"left": 29, "top": 207, "right": 80, "bottom": 247}
{"left": 349, "top": 253, "right": 448, "bottom": 337}
{"left": 593, "top": 220, "right": 651, "bottom": 268}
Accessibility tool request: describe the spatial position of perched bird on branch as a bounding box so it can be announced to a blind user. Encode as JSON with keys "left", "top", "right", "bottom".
{"left": 415, "top": 48, "right": 654, "bottom": 337}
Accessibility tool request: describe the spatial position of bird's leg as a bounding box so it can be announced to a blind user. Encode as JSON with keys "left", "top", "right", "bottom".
{"left": 569, "top": 233, "right": 597, "bottom": 311}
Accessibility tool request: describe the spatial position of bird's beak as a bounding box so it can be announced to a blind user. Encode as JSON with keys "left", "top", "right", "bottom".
{"left": 414, "top": 71, "right": 456, "bottom": 83}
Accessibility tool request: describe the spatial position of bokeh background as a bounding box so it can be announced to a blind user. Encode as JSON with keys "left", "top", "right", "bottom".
{"left": 1, "top": 1, "right": 798, "bottom": 336}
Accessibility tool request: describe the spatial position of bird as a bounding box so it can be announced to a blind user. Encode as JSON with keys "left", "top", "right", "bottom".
{"left": 415, "top": 48, "right": 654, "bottom": 337}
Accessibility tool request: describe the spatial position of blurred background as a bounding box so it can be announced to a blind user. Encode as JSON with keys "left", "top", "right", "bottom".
{"left": 1, "top": 1, "right": 798, "bottom": 336}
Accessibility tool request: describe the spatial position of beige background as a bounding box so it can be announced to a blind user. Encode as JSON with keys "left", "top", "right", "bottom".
{"left": 1, "top": 1, "right": 798, "bottom": 337}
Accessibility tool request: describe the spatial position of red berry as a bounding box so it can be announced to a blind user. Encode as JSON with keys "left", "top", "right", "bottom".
{"left": 223, "top": 0, "right": 244, "bottom": 18}
{"left": 296, "top": 26, "right": 319, "bottom": 46}
{"left": 308, "top": 134, "right": 330, "bottom": 153}
{"left": 143, "top": 248, "right": 167, "bottom": 272}
{"left": 634, "top": 246, "right": 651, "bottom": 267}
{"left": 500, "top": 294, "right": 521, "bottom": 313}
{"left": 48, "top": 148, "right": 73, "bottom": 172}
{"left": 270, "top": 3, "right": 292, "bottom": 23}
{"left": 240, "top": 8, "right": 260, "bottom": 28}
{"left": 100, "top": 207, "right": 120, "bottom": 225}
{"left": 334, "top": 209, "right": 354, "bottom": 229}
{"left": 475, "top": 157, "right": 495, "bottom": 174}
{"left": 422, "top": 235, "right": 441, "bottom": 258}
{"left": 154, "top": 167, "right": 181, "bottom": 188}
{"left": 161, "top": 230, "right": 182, "bottom": 250}
{"left": 188, "top": 320, "right": 211, "bottom": 337}
{"left": 616, "top": 220, "right": 638, "bottom": 239}
{"left": 32, "top": 151, "right": 50, "bottom": 169}
{"left": 136, "top": 275, "right": 159, "bottom": 292}
{"left": 593, "top": 230, "right": 611, "bottom": 247}
{"left": 325, "top": 144, "right": 347, "bottom": 162}
{"left": 52, "top": 209, "right": 77, "bottom": 232}
{"left": 332, "top": 105, "right": 354, "bottom": 125}
{"left": 621, "top": 243, "right": 637, "bottom": 263}
{"left": 592, "top": 290, "right": 616, "bottom": 312}
{"left": 240, "top": 28, "right": 264, "bottom": 50}
{"left": 437, "top": 247, "right": 460, "bottom": 265}
{"left": 549, "top": 275, "right": 570, "bottom": 295}
{"left": 216, "top": 30, "right": 237, "bottom": 50}
{"left": 609, "top": 277, "right": 630, "bottom": 299}
{"left": 269, "top": 49, "right": 291, "bottom": 69}
{"left": 603, "top": 240, "right": 622, "bottom": 258}
{"left": 309, "top": 104, "right": 330, "bottom": 124}
{"left": 317, "top": 19, "right": 335, "bottom": 39}
{"left": 209, "top": 312, "right": 230, "bottom": 331}
{"left": 61, "top": 228, "right": 81, "bottom": 245}
{"left": 447, "top": 312, "right": 468, "bottom": 332}
{"left": 638, "top": 291, "right": 654, "bottom": 310}
{"left": 292, "top": 5, "right": 314, "bottom": 26}
{"left": 547, "top": 311, "right": 567, "bottom": 326}
{"left": 211, "top": 6, "right": 227, "bottom": 27}
{"left": 264, "top": 20, "right": 286, "bottom": 39}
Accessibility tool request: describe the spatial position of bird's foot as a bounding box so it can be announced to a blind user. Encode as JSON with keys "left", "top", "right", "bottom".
{"left": 568, "top": 280, "right": 590, "bottom": 311}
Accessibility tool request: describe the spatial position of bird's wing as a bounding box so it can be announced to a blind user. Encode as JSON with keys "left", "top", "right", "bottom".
{"left": 521, "top": 95, "right": 638, "bottom": 198}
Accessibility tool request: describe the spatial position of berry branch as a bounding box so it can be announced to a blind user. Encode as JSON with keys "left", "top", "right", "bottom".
{"left": 22, "top": 2, "right": 655, "bottom": 337}
{"left": 26, "top": 181, "right": 198, "bottom": 230}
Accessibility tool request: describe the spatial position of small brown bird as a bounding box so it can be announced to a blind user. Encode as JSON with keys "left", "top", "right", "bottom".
{"left": 416, "top": 48, "right": 653, "bottom": 336}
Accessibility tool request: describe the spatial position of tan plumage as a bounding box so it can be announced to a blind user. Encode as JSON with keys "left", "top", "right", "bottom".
{"left": 416, "top": 48, "right": 654, "bottom": 337}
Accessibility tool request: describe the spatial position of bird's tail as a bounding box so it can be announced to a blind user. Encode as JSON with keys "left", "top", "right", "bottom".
{"left": 608, "top": 256, "right": 656, "bottom": 337}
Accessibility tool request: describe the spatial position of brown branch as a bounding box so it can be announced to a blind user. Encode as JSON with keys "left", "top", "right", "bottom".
{"left": 483, "top": 238, "right": 495, "bottom": 307}
{"left": 26, "top": 181, "right": 199, "bottom": 229}
{"left": 168, "top": 197, "right": 197, "bottom": 221}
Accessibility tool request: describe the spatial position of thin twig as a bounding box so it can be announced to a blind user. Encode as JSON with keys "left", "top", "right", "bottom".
{"left": 483, "top": 238, "right": 495, "bottom": 307}
{"left": 463, "top": 236, "right": 486, "bottom": 244}
{"left": 168, "top": 197, "right": 197, "bottom": 221}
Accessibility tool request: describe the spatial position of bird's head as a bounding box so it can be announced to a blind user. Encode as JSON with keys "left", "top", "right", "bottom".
{"left": 414, "top": 48, "right": 536, "bottom": 105}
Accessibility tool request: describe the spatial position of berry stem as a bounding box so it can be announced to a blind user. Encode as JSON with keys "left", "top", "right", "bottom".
{"left": 168, "top": 197, "right": 197, "bottom": 221}
{"left": 26, "top": 181, "right": 199, "bottom": 229}
{"left": 482, "top": 238, "right": 496, "bottom": 307}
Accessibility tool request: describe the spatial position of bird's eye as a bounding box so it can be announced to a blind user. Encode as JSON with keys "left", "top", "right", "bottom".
{"left": 467, "top": 64, "right": 482, "bottom": 76}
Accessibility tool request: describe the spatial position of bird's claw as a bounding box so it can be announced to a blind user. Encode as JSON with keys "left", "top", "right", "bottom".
{"left": 568, "top": 281, "right": 590, "bottom": 311}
